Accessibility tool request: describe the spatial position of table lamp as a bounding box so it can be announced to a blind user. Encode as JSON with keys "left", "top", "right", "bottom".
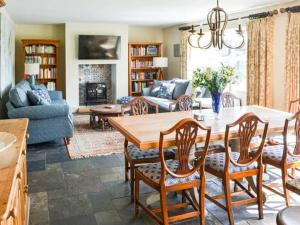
{"left": 153, "top": 57, "right": 168, "bottom": 80}
{"left": 25, "top": 63, "right": 40, "bottom": 86}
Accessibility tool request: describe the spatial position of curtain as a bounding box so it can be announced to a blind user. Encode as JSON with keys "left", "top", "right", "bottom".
{"left": 247, "top": 17, "right": 274, "bottom": 107}
{"left": 180, "top": 31, "right": 189, "bottom": 79}
{"left": 285, "top": 13, "right": 300, "bottom": 111}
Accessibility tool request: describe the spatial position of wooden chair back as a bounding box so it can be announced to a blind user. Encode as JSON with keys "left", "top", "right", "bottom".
{"left": 177, "top": 95, "right": 193, "bottom": 111}
{"left": 224, "top": 113, "right": 269, "bottom": 168}
{"left": 283, "top": 110, "right": 300, "bottom": 157}
{"left": 289, "top": 98, "right": 300, "bottom": 113}
{"left": 221, "top": 92, "right": 242, "bottom": 108}
{"left": 121, "top": 96, "right": 158, "bottom": 115}
{"left": 159, "top": 118, "right": 211, "bottom": 180}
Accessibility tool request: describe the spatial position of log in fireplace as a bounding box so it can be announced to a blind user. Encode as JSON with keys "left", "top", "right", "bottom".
{"left": 85, "top": 82, "right": 107, "bottom": 105}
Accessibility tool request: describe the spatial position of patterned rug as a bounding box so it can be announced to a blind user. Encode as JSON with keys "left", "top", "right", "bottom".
{"left": 67, "top": 114, "right": 125, "bottom": 159}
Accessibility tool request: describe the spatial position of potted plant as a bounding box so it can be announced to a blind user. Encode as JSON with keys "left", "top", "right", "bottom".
{"left": 192, "top": 64, "right": 236, "bottom": 119}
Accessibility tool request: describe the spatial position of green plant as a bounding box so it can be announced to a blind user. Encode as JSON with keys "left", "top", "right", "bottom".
{"left": 192, "top": 64, "right": 236, "bottom": 94}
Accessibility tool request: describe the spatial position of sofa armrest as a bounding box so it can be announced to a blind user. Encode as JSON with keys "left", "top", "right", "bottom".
{"left": 7, "top": 104, "right": 70, "bottom": 120}
{"left": 48, "top": 91, "right": 63, "bottom": 101}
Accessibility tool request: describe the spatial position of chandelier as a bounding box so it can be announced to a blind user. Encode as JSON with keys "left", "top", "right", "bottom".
{"left": 187, "top": 0, "right": 245, "bottom": 49}
{"left": 0, "top": 0, "right": 6, "bottom": 7}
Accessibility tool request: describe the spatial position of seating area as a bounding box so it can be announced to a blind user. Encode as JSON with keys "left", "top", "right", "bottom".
{"left": 0, "top": 1, "right": 300, "bottom": 225}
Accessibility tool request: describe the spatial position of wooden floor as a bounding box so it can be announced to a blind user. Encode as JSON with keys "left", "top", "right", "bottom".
{"left": 27, "top": 140, "right": 300, "bottom": 225}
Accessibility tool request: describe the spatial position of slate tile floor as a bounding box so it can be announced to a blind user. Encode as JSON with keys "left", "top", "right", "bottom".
{"left": 28, "top": 140, "right": 300, "bottom": 225}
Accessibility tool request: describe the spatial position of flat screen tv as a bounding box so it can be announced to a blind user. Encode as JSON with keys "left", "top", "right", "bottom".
{"left": 78, "top": 35, "right": 121, "bottom": 59}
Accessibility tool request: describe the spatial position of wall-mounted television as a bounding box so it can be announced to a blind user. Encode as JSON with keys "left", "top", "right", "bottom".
{"left": 78, "top": 35, "right": 121, "bottom": 60}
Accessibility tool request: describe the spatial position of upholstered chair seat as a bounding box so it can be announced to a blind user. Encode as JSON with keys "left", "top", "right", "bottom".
{"left": 268, "top": 135, "right": 296, "bottom": 145}
{"left": 127, "top": 145, "right": 174, "bottom": 160}
{"left": 137, "top": 160, "right": 200, "bottom": 186}
{"left": 261, "top": 145, "right": 300, "bottom": 164}
{"left": 205, "top": 152, "right": 258, "bottom": 173}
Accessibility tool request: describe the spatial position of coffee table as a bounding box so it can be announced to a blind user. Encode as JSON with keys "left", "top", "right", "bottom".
{"left": 90, "top": 104, "right": 125, "bottom": 130}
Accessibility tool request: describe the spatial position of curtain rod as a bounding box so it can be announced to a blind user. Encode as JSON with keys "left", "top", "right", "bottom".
{"left": 280, "top": 5, "right": 300, "bottom": 13}
{"left": 178, "top": 9, "right": 278, "bottom": 31}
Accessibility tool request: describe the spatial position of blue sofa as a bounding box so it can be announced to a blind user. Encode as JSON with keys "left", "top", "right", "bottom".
{"left": 6, "top": 80, "right": 73, "bottom": 145}
{"left": 142, "top": 79, "right": 193, "bottom": 112}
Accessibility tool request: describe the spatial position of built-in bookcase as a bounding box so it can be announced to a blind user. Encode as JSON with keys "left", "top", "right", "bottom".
{"left": 128, "top": 42, "right": 162, "bottom": 96}
{"left": 22, "top": 39, "right": 60, "bottom": 90}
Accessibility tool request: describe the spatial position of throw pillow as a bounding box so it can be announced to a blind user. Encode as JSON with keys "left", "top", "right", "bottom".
{"left": 157, "top": 83, "right": 176, "bottom": 100}
{"left": 9, "top": 87, "right": 31, "bottom": 108}
{"left": 27, "top": 90, "right": 52, "bottom": 105}
{"left": 31, "top": 84, "right": 47, "bottom": 91}
{"left": 172, "top": 79, "right": 190, "bottom": 99}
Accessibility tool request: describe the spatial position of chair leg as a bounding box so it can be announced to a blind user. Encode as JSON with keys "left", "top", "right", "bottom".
{"left": 181, "top": 190, "right": 186, "bottom": 203}
{"left": 223, "top": 178, "right": 234, "bottom": 225}
{"left": 160, "top": 187, "right": 169, "bottom": 225}
{"left": 124, "top": 155, "right": 129, "bottom": 182}
{"left": 135, "top": 174, "right": 140, "bottom": 215}
{"left": 264, "top": 164, "right": 268, "bottom": 173}
{"left": 257, "top": 168, "right": 264, "bottom": 219}
{"left": 130, "top": 162, "right": 135, "bottom": 203}
{"left": 199, "top": 174, "right": 206, "bottom": 225}
{"left": 291, "top": 168, "right": 296, "bottom": 177}
{"left": 282, "top": 168, "right": 291, "bottom": 207}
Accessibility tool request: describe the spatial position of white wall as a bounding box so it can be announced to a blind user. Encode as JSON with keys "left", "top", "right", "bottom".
{"left": 65, "top": 23, "right": 128, "bottom": 110}
{"left": 128, "top": 26, "right": 164, "bottom": 43}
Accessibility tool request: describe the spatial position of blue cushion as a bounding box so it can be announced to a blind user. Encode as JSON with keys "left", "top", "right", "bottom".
{"left": 31, "top": 84, "right": 47, "bottom": 91}
{"left": 172, "top": 79, "right": 190, "bottom": 99}
{"left": 117, "top": 96, "right": 133, "bottom": 104}
{"left": 9, "top": 87, "right": 30, "bottom": 108}
{"left": 157, "top": 82, "right": 176, "bottom": 100}
{"left": 150, "top": 80, "right": 162, "bottom": 97}
{"left": 27, "top": 90, "right": 52, "bottom": 105}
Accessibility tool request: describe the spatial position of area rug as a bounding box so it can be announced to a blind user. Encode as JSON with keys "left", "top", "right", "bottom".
{"left": 67, "top": 114, "right": 125, "bottom": 159}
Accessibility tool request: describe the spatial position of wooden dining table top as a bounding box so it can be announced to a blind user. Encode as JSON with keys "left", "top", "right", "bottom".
{"left": 108, "top": 105, "right": 292, "bottom": 150}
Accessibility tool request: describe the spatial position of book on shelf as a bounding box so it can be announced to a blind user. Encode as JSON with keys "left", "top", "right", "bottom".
{"left": 25, "top": 45, "right": 55, "bottom": 54}
{"left": 131, "top": 60, "right": 153, "bottom": 68}
{"left": 47, "top": 82, "right": 56, "bottom": 91}
{"left": 25, "top": 56, "right": 56, "bottom": 65}
{"left": 131, "top": 72, "right": 157, "bottom": 80}
{"left": 130, "top": 45, "right": 158, "bottom": 56}
{"left": 38, "top": 68, "right": 56, "bottom": 79}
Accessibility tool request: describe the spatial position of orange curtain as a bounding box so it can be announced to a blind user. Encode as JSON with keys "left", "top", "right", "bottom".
{"left": 285, "top": 13, "right": 300, "bottom": 112}
{"left": 247, "top": 17, "right": 274, "bottom": 107}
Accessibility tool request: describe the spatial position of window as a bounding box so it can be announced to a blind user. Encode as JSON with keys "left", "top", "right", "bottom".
{"left": 187, "top": 28, "right": 247, "bottom": 103}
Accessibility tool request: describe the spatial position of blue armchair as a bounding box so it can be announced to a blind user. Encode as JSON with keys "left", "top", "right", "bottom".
{"left": 6, "top": 80, "right": 73, "bottom": 145}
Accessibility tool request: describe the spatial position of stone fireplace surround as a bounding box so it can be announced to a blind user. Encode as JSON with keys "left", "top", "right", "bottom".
{"left": 79, "top": 64, "right": 113, "bottom": 105}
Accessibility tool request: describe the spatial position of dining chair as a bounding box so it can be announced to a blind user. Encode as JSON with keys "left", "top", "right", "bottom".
{"left": 134, "top": 118, "right": 211, "bottom": 225}
{"left": 268, "top": 98, "right": 300, "bottom": 145}
{"left": 221, "top": 92, "right": 242, "bottom": 108}
{"left": 205, "top": 113, "right": 269, "bottom": 225}
{"left": 121, "top": 96, "right": 175, "bottom": 202}
{"left": 169, "top": 94, "right": 193, "bottom": 112}
{"left": 260, "top": 111, "right": 300, "bottom": 206}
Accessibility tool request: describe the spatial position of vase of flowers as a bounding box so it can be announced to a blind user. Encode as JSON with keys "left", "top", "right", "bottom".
{"left": 192, "top": 64, "right": 236, "bottom": 119}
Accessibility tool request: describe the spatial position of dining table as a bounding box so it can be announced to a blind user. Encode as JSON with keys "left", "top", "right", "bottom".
{"left": 108, "top": 105, "right": 292, "bottom": 205}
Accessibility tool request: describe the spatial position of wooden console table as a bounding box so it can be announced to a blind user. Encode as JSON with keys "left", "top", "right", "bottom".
{"left": 0, "top": 119, "right": 29, "bottom": 225}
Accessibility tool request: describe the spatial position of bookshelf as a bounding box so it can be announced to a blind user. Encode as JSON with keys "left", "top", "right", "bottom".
{"left": 22, "top": 39, "right": 60, "bottom": 90}
{"left": 128, "top": 42, "right": 162, "bottom": 96}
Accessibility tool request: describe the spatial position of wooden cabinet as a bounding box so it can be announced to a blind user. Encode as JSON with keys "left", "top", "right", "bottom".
{"left": 128, "top": 42, "right": 162, "bottom": 96}
{"left": 0, "top": 119, "right": 29, "bottom": 225}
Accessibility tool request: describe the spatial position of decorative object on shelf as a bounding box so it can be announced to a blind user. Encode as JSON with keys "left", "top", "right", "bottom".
{"left": 25, "top": 63, "right": 40, "bottom": 86}
{"left": 0, "top": 132, "right": 17, "bottom": 153}
{"left": 153, "top": 57, "right": 168, "bottom": 80}
{"left": 192, "top": 64, "right": 235, "bottom": 119}
{"left": 187, "top": 0, "right": 244, "bottom": 49}
{"left": 0, "top": 0, "right": 6, "bottom": 7}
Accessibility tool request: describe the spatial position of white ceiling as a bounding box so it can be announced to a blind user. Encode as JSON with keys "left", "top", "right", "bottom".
{"left": 6, "top": 0, "right": 294, "bottom": 27}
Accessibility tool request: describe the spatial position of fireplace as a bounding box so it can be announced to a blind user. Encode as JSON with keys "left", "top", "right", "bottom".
{"left": 79, "top": 64, "right": 113, "bottom": 106}
{"left": 85, "top": 82, "right": 107, "bottom": 105}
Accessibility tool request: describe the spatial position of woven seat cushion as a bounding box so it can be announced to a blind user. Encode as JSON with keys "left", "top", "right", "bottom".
{"left": 262, "top": 145, "right": 300, "bottom": 163}
{"left": 137, "top": 160, "right": 200, "bottom": 186}
{"left": 127, "top": 145, "right": 174, "bottom": 160}
{"left": 268, "top": 135, "right": 296, "bottom": 145}
{"left": 205, "top": 152, "right": 257, "bottom": 173}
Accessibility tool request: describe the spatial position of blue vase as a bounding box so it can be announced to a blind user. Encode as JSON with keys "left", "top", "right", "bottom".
{"left": 28, "top": 75, "right": 36, "bottom": 86}
{"left": 211, "top": 92, "right": 221, "bottom": 119}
